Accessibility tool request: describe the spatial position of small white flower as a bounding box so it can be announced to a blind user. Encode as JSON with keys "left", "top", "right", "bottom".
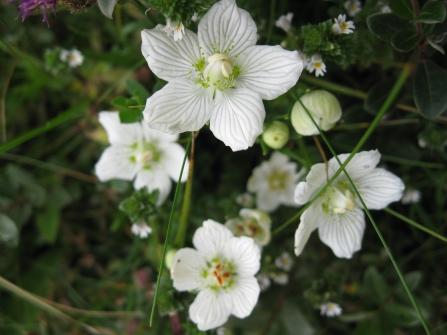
{"left": 163, "top": 19, "right": 185, "bottom": 41}
{"left": 294, "top": 150, "right": 405, "bottom": 259}
{"left": 171, "top": 220, "right": 261, "bottom": 331}
{"left": 94, "top": 112, "right": 188, "bottom": 206}
{"left": 298, "top": 50, "right": 309, "bottom": 68}
{"left": 307, "top": 54, "right": 326, "bottom": 77}
{"left": 320, "top": 302, "right": 343, "bottom": 317}
{"left": 272, "top": 272, "right": 288, "bottom": 285}
{"left": 131, "top": 221, "right": 152, "bottom": 238}
{"left": 275, "top": 252, "right": 293, "bottom": 272}
{"left": 141, "top": 0, "right": 303, "bottom": 151}
{"left": 332, "top": 14, "right": 355, "bottom": 35}
{"left": 60, "top": 48, "right": 83, "bottom": 67}
{"left": 377, "top": 1, "right": 392, "bottom": 13}
{"left": 225, "top": 208, "right": 272, "bottom": 247}
{"left": 247, "top": 152, "right": 306, "bottom": 212}
{"left": 191, "top": 12, "right": 199, "bottom": 22}
{"left": 275, "top": 12, "right": 294, "bottom": 33}
{"left": 236, "top": 192, "right": 255, "bottom": 207}
{"left": 401, "top": 189, "right": 421, "bottom": 204}
{"left": 344, "top": 0, "right": 362, "bottom": 17}
{"left": 256, "top": 273, "right": 271, "bottom": 291}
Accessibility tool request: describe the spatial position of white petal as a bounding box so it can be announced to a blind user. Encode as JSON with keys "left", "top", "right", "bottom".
{"left": 223, "top": 236, "right": 260, "bottom": 277}
{"left": 141, "top": 125, "right": 179, "bottom": 143}
{"left": 211, "top": 88, "right": 265, "bottom": 151}
{"left": 141, "top": 26, "right": 202, "bottom": 82}
{"left": 133, "top": 169, "right": 172, "bottom": 205}
{"left": 329, "top": 150, "right": 380, "bottom": 180}
{"left": 198, "top": 0, "right": 257, "bottom": 58}
{"left": 318, "top": 207, "right": 365, "bottom": 259}
{"left": 269, "top": 152, "right": 291, "bottom": 167}
{"left": 236, "top": 45, "right": 303, "bottom": 100}
{"left": 158, "top": 142, "right": 189, "bottom": 182}
{"left": 227, "top": 277, "right": 260, "bottom": 318}
{"left": 171, "top": 248, "right": 207, "bottom": 291}
{"left": 143, "top": 79, "right": 214, "bottom": 134}
{"left": 98, "top": 112, "right": 143, "bottom": 145}
{"left": 95, "top": 146, "right": 139, "bottom": 182}
{"left": 193, "top": 220, "right": 233, "bottom": 259}
{"left": 356, "top": 168, "right": 404, "bottom": 210}
{"left": 256, "top": 191, "right": 281, "bottom": 212}
{"left": 189, "top": 289, "right": 232, "bottom": 331}
{"left": 294, "top": 163, "right": 326, "bottom": 205}
{"left": 294, "top": 202, "right": 322, "bottom": 256}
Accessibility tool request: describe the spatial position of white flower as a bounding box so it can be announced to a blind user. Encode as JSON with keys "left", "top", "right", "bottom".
{"left": 163, "top": 19, "right": 185, "bottom": 41}
{"left": 378, "top": 1, "right": 392, "bottom": 13}
{"left": 94, "top": 112, "right": 188, "bottom": 206}
{"left": 332, "top": 14, "right": 355, "bottom": 35}
{"left": 344, "top": 0, "right": 362, "bottom": 17}
{"left": 256, "top": 273, "right": 271, "bottom": 291}
{"left": 294, "top": 150, "right": 405, "bottom": 259}
{"left": 320, "top": 302, "right": 342, "bottom": 317}
{"left": 298, "top": 50, "right": 309, "bottom": 68}
{"left": 141, "top": 0, "right": 303, "bottom": 151}
{"left": 275, "top": 12, "right": 294, "bottom": 32}
{"left": 170, "top": 220, "right": 261, "bottom": 331}
{"left": 131, "top": 221, "right": 152, "bottom": 238}
{"left": 307, "top": 54, "right": 326, "bottom": 77}
{"left": 225, "top": 208, "right": 272, "bottom": 247}
{"left": 60, "top": 48, "right": 83, "bottom": 67}
{"left": 401, "top": 189, "right": 421, "bottom": 204}
{"left": 191, "top": 12, "right": 199, "bottom": 22}
{"left": 272, "top": 272, "right": 288, "bottom": 285}
{"left": 236, "top": 192, "right": 254, "bottom": 207}
{"left": 275, "top": 252, "right": 293, "bottom": 272}
{"left": 248, "top": 152, "right": 306, "bottom": 212}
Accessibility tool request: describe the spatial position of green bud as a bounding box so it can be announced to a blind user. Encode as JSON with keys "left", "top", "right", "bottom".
{"left": 291, "top": 90, "right": 342, "bottom": 136}
{"left": 165, "top": 249, "right": 178, "bottom": 270}
{"left": 262, "top": 121, "right": 290, "bottom": 149}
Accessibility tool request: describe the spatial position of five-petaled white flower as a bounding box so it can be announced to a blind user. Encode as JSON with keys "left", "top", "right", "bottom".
{"left": 170, "top": 220, "right": 261, "bottom": 331}
{"left": 60, "top": 48, "right": 83, "bottom": 67}
{"left": 332, "top": 14, "right": 355, "bottom": 35}
{"left": 131, "top": 221, "right": 152, "bottom": 238}
{"left": 272, "top": 272, "right": 288, "bottom": 285}
{"left": 307, "top": 54, "right": 326, "bottom": 77}
{"left": 401, "top": 189, "right": 421, "bottom": 204}
{"left": 248, "top": 152, "right": 306, "bottom": 212}
{"left": 320, "top": 302, "right": 343, "bottom": 317}
{"left": 275, "top": 251, "right": 293, "bottom": 272}
{"left": 344, "top": 0, "right": 362, "bottom": 17}
{"left": 225, "top": 208, "right": 272, "bottom": 247}
{"left": 275, "top": 12, "right": 294, "bottom": 33}
{"left": 94, "top": 112, "right": 188, "bottom": 206}
{"left": 141, "top": 0, "right": 303, "bottom": 151}
{"left": 294, "top": 150, "right": 404, "bottom": 259}
{"left": 164, "top": 18, "right": 185, "bottom": 41}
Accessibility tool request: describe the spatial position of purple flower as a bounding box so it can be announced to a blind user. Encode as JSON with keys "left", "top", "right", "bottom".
{"left": 8, "top": 0, "right": 57, "bottom": 27}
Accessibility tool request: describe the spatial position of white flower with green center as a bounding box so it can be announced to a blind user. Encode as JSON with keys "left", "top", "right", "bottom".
{"left": 294, "top": 150, "right": 404, "bottom": 259}
{"left": 344, "top": 0, "right": 362, "bottom": 17}
{"left": 225, "top": 208, "right": 271, "bottom": 247}
{"left": 60, "top": 48, "right": 83, "bottom": 68}
{"left": 141, "top": 0, "right": 303, "bottom": 151}
{"left": 94, "top": 112, "right": 188, "bottom": 206}
{"left": 320, "top": 302, "right": 343, "bottom": 317}
{"left": 171, "top": 220, "right": 260, "bottom": 331}
{"left": 332, "top": 14, "right": 355, "bottom": 35}
{"left": 275, "top": 252, "right": 293, "bottom": 272}
{"left": 248, "top": 152, "right": 306, "bottom": 212}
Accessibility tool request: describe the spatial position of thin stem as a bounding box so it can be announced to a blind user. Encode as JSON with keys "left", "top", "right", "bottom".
{"left": 300, "top": 74, "right": 367, "bottom": 99}
{"left": 265, "top": 0, "right": 276, "bottom": 45}
{"left": 278, "top": 147, "right": 308, "bottom": 167}
{"left": 380, "top": 155, "right": 445, "bottom": 169}
{"left": 1, "top": 59, "right": 17, "bottom": 143}
{"left": 313, "top": 135, "right": 328, "bottom": 180}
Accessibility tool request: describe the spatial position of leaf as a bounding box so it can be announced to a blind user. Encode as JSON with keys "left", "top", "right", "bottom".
{"left": 396, "top": 271, "right": 422, "bottom": 301}
{"left": 427, "top": 36, "right": 445, "bottom": 54}
{"left": 413, "top": 0, "right": 446, "bottom": 24}
{"left": 0, "top": 214, "right": 19, "bottom": 247}
{"left": 389, "top": 0, "right": 414, "bottom": 20}
{"left": 367, "top": 13, "right": 414, "bottom": 43}
{"left": 119, "top": 110, "right": 143, "bottom": 123}
{"left": 413, "top": 60, "right": 447, "bottom": 119}
{"left": 363, "top": 266, "right": 391, "bottom": 304}
{"left": 280, "top": 301, "right": 315, "bottom": 335}
{"left": 126, "top": 79, "right": 150, "bottom": 100}
{"left": 97, "top": 0, "right": 118, "bottom": 19}
{"left": 384, "top": 303, "right": 421, "bottom": 326}
{"left": 36, "top": 204, "right": 61, "bottom": 244}
{"left": 364, "top": 79, "right": 400, "bottom": 114}
{"left": 391, "top": 30, "right": 420, "bottom": 51}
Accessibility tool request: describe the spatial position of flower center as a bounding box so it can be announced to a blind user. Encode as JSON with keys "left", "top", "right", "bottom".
{"left": 314, "top": 62, "right": 322, "bottom": 69}
{"left": 212, "top": 263, "right": 233, "bottom": 287}
{"left": 340, "top": 22, "right": 348, "bottom": 31}
{"left": 268, "top": 171, "right": 289, "bottom": 191}
{"left": 203, "top": 53, "right": 235, "bottom": 91}
{"left": 130, "top": 141, "right": 160, "bottom": 169}
{"left": 236, "top": 219, "right": 260, "bottom": 238}
{"left": 324, "top": 186, "right": 355, "bottom": 214}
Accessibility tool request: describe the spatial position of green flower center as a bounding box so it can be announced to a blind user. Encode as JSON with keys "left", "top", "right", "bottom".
{"left": 203, "top": 257, "right": 236, "bottom": 290}
{"left": 268, "top": 171, "right": 289, "bottom": 191}
{"left": 322, "top": 183, "right": 355, "bottom": 214}
{"left": 130, "top": 142, "right": 160, "bottom": 170}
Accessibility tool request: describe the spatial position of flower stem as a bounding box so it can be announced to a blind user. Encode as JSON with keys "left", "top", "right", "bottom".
{"left": 265, "top": 0, "right": 276, "bottom": 45}
{"left": 300, "top": 74, "right": 367, "bottom": 99}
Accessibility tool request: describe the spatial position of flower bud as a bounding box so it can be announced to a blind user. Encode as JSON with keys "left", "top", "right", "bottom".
{"left": 291, "top": 90, "right": 342, "bottom": 136}
{"left": 165, "top": 248, "right": 178, "bottom": 270}
{"left": 262, "top": 121, "right": 290, "bottom": 149}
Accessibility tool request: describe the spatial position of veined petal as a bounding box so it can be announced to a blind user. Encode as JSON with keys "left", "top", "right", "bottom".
{"left": 198, "top": 0, "right": 257, "bottom": 58}
{"left": 193, "top": 220, "right": 233, "bottom": 259}
{"left": 189, "top": 289, "right": 232, "bottom": 331}
{"left": 211, "top": 88, "right": 265, "bottom": 151}
{"left": 133, "top": 168, "right": 172, "bottom": 205}
{"left": 141, "top": 26, "right": 202, "bottom": 82}
{"left": 236, "top": 45, "right": 303, "bottom": 100}
{"left": 227, "top": 277, "right": 260, "bottom": 318}
{"left": 143, "top": 79, "right": 214, "bottom": 134}
{"left": 356, "top": 168, "right": 404, "bottom": 209}
{"left": 223, "top": 236, "right": 260, "bottom": 277}
{"left": 95, "top": 146, "right": 139, "bottom": 182}
{"left": 294, "top": 163, "right": 326, "bottom": 205}
{"left": 329, "top": 150, "right": 380, "bottom": 180}
{"left": 318, "top": 207, "right": 365, "bottom": 259}
{"left": 98, "top": 112, "right": 143, "bottom": 145}
{"left": 171, "top": 248, "right": 207, "bottom": 291}
{"left": 294, "top": 201, "right": 322, "bottom": 256}
{"left": 158, "top": 142, "right": 189, "bottom": 183}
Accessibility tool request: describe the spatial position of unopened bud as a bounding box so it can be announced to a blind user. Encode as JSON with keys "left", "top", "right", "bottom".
{"left": 165, "top": 249, "right": 178, "bottom": 270}
{"left": 262, "top": 121, "right": 290, "bottom": 149}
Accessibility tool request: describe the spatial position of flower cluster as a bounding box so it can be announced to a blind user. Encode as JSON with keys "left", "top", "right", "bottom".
{"left": 8, "top": 0, "right": 57, "bottom": 27}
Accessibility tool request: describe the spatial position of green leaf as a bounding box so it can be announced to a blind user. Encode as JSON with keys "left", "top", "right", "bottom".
{"left": 0, "top": 214, "right": 19, "bottom": 247}
{"left": 396, "top": 271, "right": 422, "bottom": 301}
{"left": 413, "top": 60, "right": 447, "bottom": 119}
{"left": 367, "top": 13, "right": 414, "bottom": 43}
{"left": 111, "top": 96, "right": 134, "bottom": 112}
{"left": 36, "top": 204, "right": 60, "bottom": 244}
{"left": 391, "top": 29, "right": 420, "bottom": 51}
{"left": 389, "top": 0, "right": 415, "bottom": 20}
{"left": 363, "top": 266, "right": 391, "bottom": 303}
{"left": 365, "top": 79, "right": 400, "bottom": 114}
{"left": 384, "top": 303, "right": 421, "bottom": 326}
{"left": 413, "top": 0, "right": 446, "bottom": 24}
{"left": 126, "top": 79, "right": 150, "bottom": 100}
{"left": 119, "top": 110, "right": 143, "bottom": 123}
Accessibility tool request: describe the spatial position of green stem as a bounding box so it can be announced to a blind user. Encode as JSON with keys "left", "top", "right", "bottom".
{"left": 300, "top": 74, "right": 367, "bottom": 99}
{"left": 150, "top": 133, "right": 192, "bottom": 326}
{"left": 279, "top": 147, "right": 307, "bottom": 167}
{"left": 381, "top": 155, "right": 445, "bottom": 169}
{"left": 297, "top": 135, "right": 313, "bottom": 170}
{"left": 265, "top": 0, "right": 276, "bottom": 45}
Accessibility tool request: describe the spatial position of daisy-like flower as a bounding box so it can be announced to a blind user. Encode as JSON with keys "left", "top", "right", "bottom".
{"left": 60, "top": 48, "right": 84, "bottom": 68}
{"left": 344, "top": 0, "right": 362, "bottom": 17}
{"left": 225, "top": 208, "right": 272, "bottom": 247}
{"left": 131, "top": 221, "right": 152, "bottom": 238}
{"left": 320, "top": 302, "right": 343, "bottom": 317}
{"left": 170, "top": 220, "right": 261, "bottom": 331}
{"left": 8, "top": 0, "right": 57, "bottom": 27}
{"left": 332, "top": 14, "right": 355, "bottom": 35}
{"left": 272, "top": 272, "right": 289, "bottom": 285}
{"left": 164, "top": 18, "right": 185, "bottom": 41}
{"left": 247, "top": 152, "right": 306, "bottom": 212}
{"left": 256, "top": 273, "right": 271, "bottom": 291}
{"left": 307, "top": 54, "right": 327, "bottom": 77}
{"left": 401, "top": 189, "right": 421, "bottom": 204}
{"left": 275, "top": 252, "right": 293, "bottom": 272}
{"left": 275, "top": 12, "right": 294, "bottom": 33}
{"left": 94, "top": 112, "right": 188, "bottom": 206}
{"left": 294, "top": 150, "right": 404, "bottom": 259}
{"left": 141, "top": 0, "right": 303, "bottom": 151}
